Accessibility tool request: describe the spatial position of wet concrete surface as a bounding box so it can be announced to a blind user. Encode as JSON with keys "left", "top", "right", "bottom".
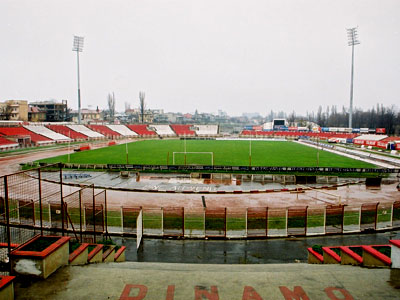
{"left": 57, "top": 170, "right": 400, "bottom": 208}
{"left": 3, "top": 147, "right": 400, "bottom": 299}
{"left": 14, "top": 262, "right": 400, "bottom": 300}
{"left": 1, "top": 147, "right": 399, "bottom": 209}
{"left": 95, "top": 181, "right": 400, "bottom": 209}
{"left": 61, "top": 170, "right": 355, "bottom": 193}
{"left": 113, "top": 231, "right": 400, "bottom": 264}
{"left": 0, "top": 147, "right": 70, "bottom": 176}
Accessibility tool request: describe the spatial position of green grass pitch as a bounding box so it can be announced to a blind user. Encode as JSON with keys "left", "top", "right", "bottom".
{"left": 38, "top": 139, "right": 375, "bottom": 168}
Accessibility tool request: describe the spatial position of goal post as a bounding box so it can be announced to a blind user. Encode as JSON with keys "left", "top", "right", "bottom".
{"left": 172, "top": 152, "right": 214, "bottom": 166}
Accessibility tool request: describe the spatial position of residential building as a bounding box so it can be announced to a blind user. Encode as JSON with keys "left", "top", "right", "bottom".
{"left": 70, "top": 108, "right": 102, "bottom": 123}
{"left": 0, "top": 100, "right": 28, "bottom": 121}
{"left": 28, "top": 106, "right": 46, "bottom": 122}
{"left": 29, "top": 100, "right": 70, "bottom": 122}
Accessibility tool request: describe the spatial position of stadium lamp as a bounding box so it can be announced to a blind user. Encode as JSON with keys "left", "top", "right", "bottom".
{"left": 72, "top": 35, "right": 84, "bottom": 124}
{"left": 346, "top": 27, "right": 360, "bottom": 129}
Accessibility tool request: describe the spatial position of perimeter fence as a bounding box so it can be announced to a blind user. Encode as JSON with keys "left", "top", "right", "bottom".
{"left": 114, "top": 201, "right": 398, "bottom": 239}
{"left": 1, "top": 164, "right": 400, "bottom": 274}
{"left": 0, "top": 164, "right": 108, "bottom": 275}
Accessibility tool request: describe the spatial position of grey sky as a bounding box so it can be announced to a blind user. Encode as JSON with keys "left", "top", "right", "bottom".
{"left": 1, "top": 0, "right": 399, "bottom": 116}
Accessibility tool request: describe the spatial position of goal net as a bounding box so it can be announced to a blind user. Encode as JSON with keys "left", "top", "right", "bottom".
{"left": 172, "top": 152, "right": 214, "bottom": 166}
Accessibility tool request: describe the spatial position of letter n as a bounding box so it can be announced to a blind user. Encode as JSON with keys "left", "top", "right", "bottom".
{"left": 195, "top": 286, "right": 219, "bottom": 300}
{"left": 119, "top": 284, "right": 148, "bottom": 300}
{"left": 279, "top": 286, "right": 310, "bottom": 300}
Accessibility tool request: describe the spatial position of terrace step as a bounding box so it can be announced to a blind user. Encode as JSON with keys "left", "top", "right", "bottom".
{"left": 308, "top": 242, "right": 394, "bottom": 268}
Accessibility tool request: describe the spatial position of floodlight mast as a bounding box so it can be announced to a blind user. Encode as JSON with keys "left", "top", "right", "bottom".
{"left": 346, "top": 27, "right": 360, "bottom": 129}
{"left": 72, "top": 36, "right": 84, "bottom": 124}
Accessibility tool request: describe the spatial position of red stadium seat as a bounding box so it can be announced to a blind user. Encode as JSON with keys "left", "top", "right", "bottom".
{"left": 0, "top": 126, "right": 52, "bottom": 144}
{"left": 126, "top": 125, "right": 157, "bottom": 136}
{"left": 87, "top": 125, "right": 121, "bottom": 138}
{"left": 170, "top": 125, "right": 196, "bottom": 136}
{"left": 47, "top": 125, "right": 88, "bottom": 140}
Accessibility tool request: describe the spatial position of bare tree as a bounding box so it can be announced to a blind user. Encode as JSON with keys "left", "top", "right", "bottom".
{"left": 139, "top": 91, "right": 146, "bottom": 123}
{"left": 124, "top": 102, "right": 131, "bottom": 112}
{"left": 287, "top": 110, "right": 296, "bottom": 126}
{"left": 107, "top": 92, "right": 116, "bottom": 121}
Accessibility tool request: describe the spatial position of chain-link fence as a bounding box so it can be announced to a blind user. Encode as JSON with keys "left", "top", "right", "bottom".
{"left": 0, "top": 164, "right": 399, "bottom": 275}
{"left": 0, "top": 164, "right": 108, "bottom": 275}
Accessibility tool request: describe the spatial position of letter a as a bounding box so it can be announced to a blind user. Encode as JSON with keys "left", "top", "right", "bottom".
{"left": 279, "top": 286, "right": 310, "bottom": 300}
{"left": 119, "top": 284, "right": 148, "bottom": 300}
{"left": 242, "top": 286, "right": 263, "bottom": 300}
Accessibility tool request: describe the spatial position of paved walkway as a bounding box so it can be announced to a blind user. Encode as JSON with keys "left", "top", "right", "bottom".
{"left": 14, "top": 262, "right": 400, "bottom": 299}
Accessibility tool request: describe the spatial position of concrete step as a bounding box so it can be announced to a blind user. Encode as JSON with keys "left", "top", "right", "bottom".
{"left": 14, "top": 262, "right": 400, "bottom": 299}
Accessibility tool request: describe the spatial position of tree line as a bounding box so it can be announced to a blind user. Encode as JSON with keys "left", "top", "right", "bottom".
{"left": 313, "top": 104, "right": 398, "bottom": 134}
{"left": 283, "top": 104, "right": 399, "bottom": 135}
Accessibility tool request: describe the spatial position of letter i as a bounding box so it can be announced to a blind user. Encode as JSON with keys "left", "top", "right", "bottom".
{"left": 166, "top": 285, "right": 175, "bottom": 300}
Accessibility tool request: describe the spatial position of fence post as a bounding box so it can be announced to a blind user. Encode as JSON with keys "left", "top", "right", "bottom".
{"left": 182, "top": 207, "right": 185, "bottom": 237}
{"left": 224, "top": 207, "right": 227, "bottom": 238}
{"left": 48, "top": 203, "right": 51, "bottom": 227}
{"left": 79, "top": 189, "right": 83, "bottom": 243}
{"left": 121, "top": 206, "right": 124, "bottom": 234}
{"left": 266, "top": 207, "right": 269, "bottom": 237}
{"left": 4, "top": 176, "right": 12, "bottom": 273}
{"left": 245, "top": 207, "right": 248, "bottom": 237}
{"left": 323, "top": 206, "right": 326, "bottom": 235}
{"left": 38, "top": 168, "right": 43, "bottom": 236}
{"left": 203, "top": 208, "right": 206, "bottom": 237}
{"left": 374, "top": 203, "right": 379, "bottom": 230}
{"left": 92, "top": 185, "right": 96, "bottom": 243}
{"left": 104, "top": 190, "right": 109, "bottom": 238}
{"left": 161, "top": 207, "right": 164, "bottom": 236}
{"left": 391, "top": 202, "right": 394, "bottom": 228}
{"left": 305, "top": 206, "right": 308, "bottom": 236}
{"left": 59, "top": 163, "right": 65, "bottom": 236}
{"left": 285, "top": 208, "right": 288, "bottom": 237}
{"left": 341, "top": 205, "right": 345, "bottom": 234}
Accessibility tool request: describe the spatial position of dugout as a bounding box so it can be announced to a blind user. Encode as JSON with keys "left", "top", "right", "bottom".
{"left": 295, "top": 176, "right": 317, "bottom": 184}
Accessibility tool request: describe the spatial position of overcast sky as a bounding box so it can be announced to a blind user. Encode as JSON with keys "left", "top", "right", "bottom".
{"left": 1, "top": 0, "right": 399, "bottom": 116}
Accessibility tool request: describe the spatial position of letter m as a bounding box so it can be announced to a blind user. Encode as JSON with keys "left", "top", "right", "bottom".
{"left": 279, "top": 286, "right": 310, "bottom": 300}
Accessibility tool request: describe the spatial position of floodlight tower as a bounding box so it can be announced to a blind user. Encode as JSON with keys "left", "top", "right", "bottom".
{"left": 72, "top": 36, "right": 84, "bottom": 124}
{"left": 346, "top": 27, "right": 360, "bottom": 129}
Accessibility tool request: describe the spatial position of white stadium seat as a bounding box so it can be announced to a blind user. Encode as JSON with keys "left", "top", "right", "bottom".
{"left": 24, "top": 125, "right": 71, "bottom": 141}
{"left": 67, "top": 125, "right": 105, "bottom": 138}
{"left": 194, "top": 125, "right": 218, "bottom": 136}
{"left": 107, "top": 125, "right": 138, "bottom": 137}
{"left": 151, "top": 125, "right": 176, "bottom": 136}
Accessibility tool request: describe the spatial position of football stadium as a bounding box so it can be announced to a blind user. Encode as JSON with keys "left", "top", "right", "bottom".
{"left": 0, "top": 121, "right": 400, "bottom": 298}
{"left": 2, "top": 1, "right": 400, "bottom": 297}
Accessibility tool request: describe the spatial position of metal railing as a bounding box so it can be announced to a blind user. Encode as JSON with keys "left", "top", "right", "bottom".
{"left": 0, "top": 164, "right": 108, "bottom": 275}
{"left": 0, "top": 164, "right": 399, "bottom": 275}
